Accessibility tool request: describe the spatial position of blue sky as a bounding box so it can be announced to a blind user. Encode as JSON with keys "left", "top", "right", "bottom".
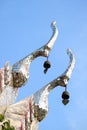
{"left": 0, "top": 0, "right": 87, "bottom": 130}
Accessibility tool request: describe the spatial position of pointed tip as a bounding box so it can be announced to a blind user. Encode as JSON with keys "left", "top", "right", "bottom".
{"left": 67, "top": 48, "right": 72, "bottom": 54}
{"left": 51, "top": 21, "right": 56, "bottom": 27}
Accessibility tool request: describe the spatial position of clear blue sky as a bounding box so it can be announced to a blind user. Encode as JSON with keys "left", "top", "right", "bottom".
{"left": 0, "top": 0, "right": 87, "bottom": 130}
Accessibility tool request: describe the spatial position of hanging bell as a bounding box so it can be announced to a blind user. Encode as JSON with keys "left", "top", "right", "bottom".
{"left": 62, "top": 91, "right": 70, "bottom": 100}
{"left": 43, "top": 60, "right": 51, "bottom": 74}
{"left": 61, "top": 88, "right": 70, "bottom": 105}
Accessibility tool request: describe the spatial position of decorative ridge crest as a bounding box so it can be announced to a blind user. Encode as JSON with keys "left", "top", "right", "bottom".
{"left": 0, "top": 21, "right": 75, "bottom": 130}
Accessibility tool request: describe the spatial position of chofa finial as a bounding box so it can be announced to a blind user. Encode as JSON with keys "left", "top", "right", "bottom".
{"left": 12, "top": 21, "right": 58, "bottom": 88}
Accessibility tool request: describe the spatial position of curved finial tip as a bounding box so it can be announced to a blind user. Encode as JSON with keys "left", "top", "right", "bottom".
{"left": 67, "top": 48, "right": 75, "bottom": 64}
{"left": 67, "top": 48, "right": 72, "bottom": 54}
{"left": 51, "top": 21, "right": 56, "bottom": 27}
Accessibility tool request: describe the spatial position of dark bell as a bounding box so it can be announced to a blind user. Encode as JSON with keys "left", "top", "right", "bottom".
{"left": 62, "top": 91, "right": 70, "bottom": 100}
{"left": 43, "top": 60, "right": 51, "bottom": 69}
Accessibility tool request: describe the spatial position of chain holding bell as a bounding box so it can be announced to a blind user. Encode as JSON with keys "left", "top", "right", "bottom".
{"left": 43, "top": 58, "right": 51, "bottom": 74}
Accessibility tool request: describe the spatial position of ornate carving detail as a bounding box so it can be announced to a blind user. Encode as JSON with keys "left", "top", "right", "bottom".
{"left": 0, "top": 21, "right": 75, "bottom": 130}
